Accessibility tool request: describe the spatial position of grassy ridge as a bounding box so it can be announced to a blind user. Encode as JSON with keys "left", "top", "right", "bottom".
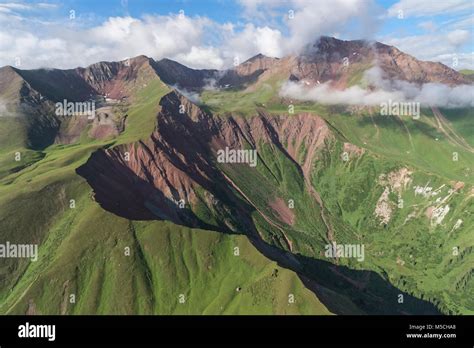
{"left": 0, "top": 196, "right": 330, "bottom": 315}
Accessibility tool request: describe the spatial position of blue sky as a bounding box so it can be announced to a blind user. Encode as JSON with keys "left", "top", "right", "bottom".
{"left": 0, "top": 0, "right": 472, "bottom": 69}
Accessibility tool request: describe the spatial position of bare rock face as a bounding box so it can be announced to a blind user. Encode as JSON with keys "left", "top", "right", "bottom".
{"left": 290, "top": 36, "right": 469, "bottom": 86}
{"left": 0, "top": 66, "right": 25, "bottom": 100}
{"left": 236, "top": 54, "right": 280, "bottom": 76}
{"left": 75, "top": 55, "right": 161, "bottom": 99}
{"left": 76, "top": 91, "right": 334, "bottom": 236}
{"left": 374, "top": 42, "right": 468, "bottom": 85}
{"left": 222, "top": 54, "right": 282, "bottom": 86}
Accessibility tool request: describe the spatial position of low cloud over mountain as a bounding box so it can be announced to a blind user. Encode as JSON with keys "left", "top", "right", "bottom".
{"left": 280, "top": 66, "right": 474, "bottom": 108}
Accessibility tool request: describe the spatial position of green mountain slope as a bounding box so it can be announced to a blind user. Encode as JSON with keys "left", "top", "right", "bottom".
{"left": 0, "top": 67, "right": 330, "bottom": 315}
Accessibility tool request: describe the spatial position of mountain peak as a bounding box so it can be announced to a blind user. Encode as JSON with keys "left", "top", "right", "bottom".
{"left": 295, "top": 35, "right": 469, "bottom": 85}
{"left": 233, "top": 53, "right": 279, "bottom": 79}
{"left": 243, "top": 53, "right": 270, "bottom": 63}
{"left": 127, "top": 54, "right": 151, "bottom": 62}
{"left": 152, "top": 58, "right": 217, "bottom": 90}
{"left": 0, "top": 65, "right": 17, "bottom": 73}
{"left": 0, "top": 65, "right": 25, "bottom": 100}
{"left": 83, "top": 54, "right": 153, "bottom": 71}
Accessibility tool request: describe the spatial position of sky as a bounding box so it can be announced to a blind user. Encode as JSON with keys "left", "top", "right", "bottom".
{"left": 0, "top": 0, "right": 472, "bottom": 70}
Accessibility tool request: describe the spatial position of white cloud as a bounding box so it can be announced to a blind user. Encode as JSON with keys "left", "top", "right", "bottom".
{"left": 238, "top": 0, "right": 382, "bottom": 54}
{"left": 280, "top": 67, "right": 474, "bottom": 108}
{"left": 418, "top": 21, "right": 437, "bottom": 32}
{"left": 37, "top": 3, "right": 58, "bottom": 9}
{"left": 0, "top": 1, "right": 57, "bottom": 20}
{"left": 171, "top": 85, "right": 201, "bottom": 103}
{"left": 280, "top": 80, "right": 404, "bottom": 105}
{"left": 384, "top": 30, "right": 473, "bottom": 69}
{"left": 446, "top": 29, "right": 470, "bottom": 46}
{"left": 84, "top": 15, "right": 214, "bottom": 66}
{"left": 387, "top": 0, "right": 472, "bottom": 18}
{"left": 223, "top": 0, "right": 385, "bottom": 65}
{"left": 0, "top": 14, "right": 223, "bottom": 69}
{"left": 221, "top": 23, "right": 284, "bottom": 61}
{"left": 0, "top": 0, "right": 471, "bottom": 72}
{"left": 286, "top": 0, "right": 381, "bottom": 52}
{"left": 432, "top": 52, "right": 473, "bottom": 71}
{"left": 174, "top": 46, "right": 224, "bottom": 69}
{"left": 0, "top": 3, "right": 33, "bottom": 12}
{"left": 0, "top": 11, "right": 286, "bottom": 69}
{"left": 446, "top": 14, "right": 474, "bottom": 30}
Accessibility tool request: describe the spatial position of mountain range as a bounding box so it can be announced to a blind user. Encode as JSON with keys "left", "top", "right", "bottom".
{"left": 0, "top": 36, "right": 472, "bottom": 315}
